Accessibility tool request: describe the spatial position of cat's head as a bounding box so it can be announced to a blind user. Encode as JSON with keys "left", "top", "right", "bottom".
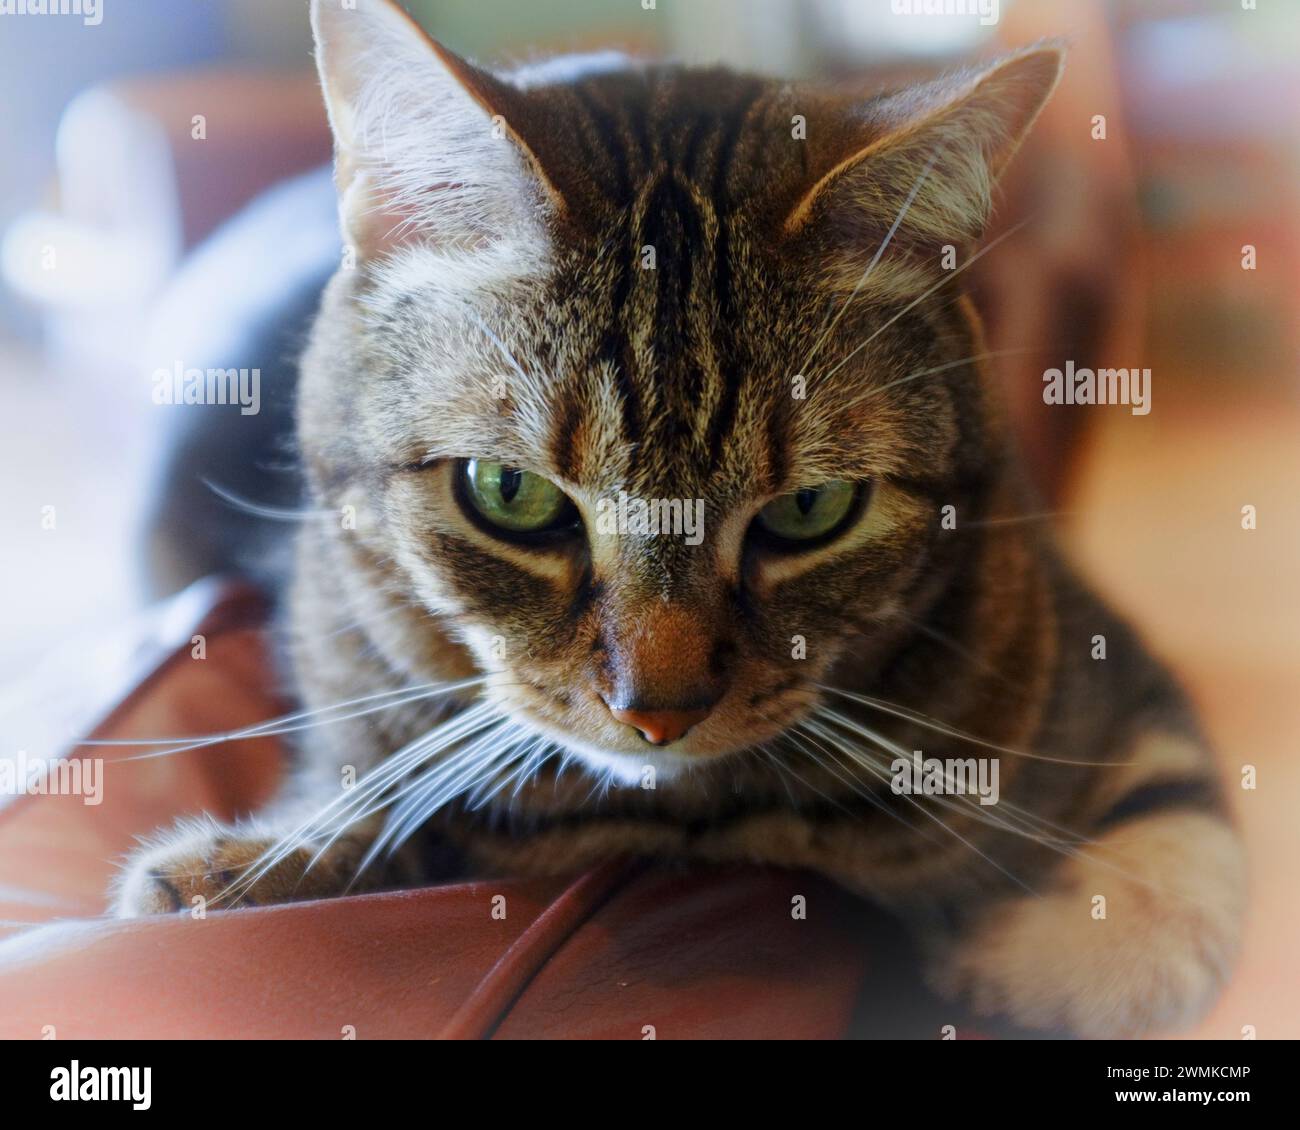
{"left": 301, "top": 0, "right": 1061, "bottom": 781}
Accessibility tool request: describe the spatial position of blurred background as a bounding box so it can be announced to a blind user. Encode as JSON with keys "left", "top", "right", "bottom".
{"left": 0, "top": 0, "right": 1296, "bottom": 1036}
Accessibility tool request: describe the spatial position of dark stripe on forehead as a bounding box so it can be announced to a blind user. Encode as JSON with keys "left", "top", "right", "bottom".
{"left": 535, "top": 326, "right": 583, "bottom": 479}
{"left": 550, "top": 390, "right": 585, "bottom": 481}
{"left": 588, "top": 206, "right": 643, "bottom": 465}
{"left": 618, "top": 80, "right": 653, "bottom": 173}
{"left": 569, "top": 82, "right": 632, "bottom": 203}
{"left": 703, "top": 83, "right": 766, "bottom": 468}
{"left": 679, "top": 114, "right": 710, "bottom": 180}
{"left": 640, "top": 172, "right": 710, "bottom": 449}
{"left": 645, "top": 177, "right": 699, "bottom": 316}
{"left": 766, "top": 391, "right": 791, "bottom": 489}
{"left": 568, "top": 81, "right": 662, "bottom": 466}
{"left": 708, "top": 84, "right": 765, "bottom": 324}
{"left": 703, "top": 211, "right": 739, "bottom": 469}
{"left": 666, "top": 176, "right": 704, "bottom": 312}
{"left": 707, "top": 79, "right": 765, "bottom": 204}
{"left": 668, "top": 177, "right": 709, "bottom": 436}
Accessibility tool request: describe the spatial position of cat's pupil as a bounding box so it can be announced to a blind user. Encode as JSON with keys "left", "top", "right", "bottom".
{"left": 795, "top": 488, "right": 818, "bottom": 516}
{"left": 499, "top": 467, "right": 523, "bottom": 503}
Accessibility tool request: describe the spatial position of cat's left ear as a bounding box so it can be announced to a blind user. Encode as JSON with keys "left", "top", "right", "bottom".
{"left": 784, "top": 45, "right": 1064, "bottom": 271}
{"left": 310, "top": 0, "right": 563, "bottom": 259}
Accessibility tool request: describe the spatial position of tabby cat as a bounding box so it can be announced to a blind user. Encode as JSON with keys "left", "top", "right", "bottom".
{"left": 113, "top": 0, "right": 1244, "bottom": 1038}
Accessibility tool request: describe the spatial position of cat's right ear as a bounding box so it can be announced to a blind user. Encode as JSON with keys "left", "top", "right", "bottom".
{"left": 310, "top": 0, "right": 563, "bottom": 259}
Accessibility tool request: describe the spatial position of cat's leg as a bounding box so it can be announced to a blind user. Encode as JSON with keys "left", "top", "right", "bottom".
{"left": 927, "top": 732, "right": 1245, "bottom": 1037}
{"left": 110, "top": 811, "right": 410, "bottom": 917}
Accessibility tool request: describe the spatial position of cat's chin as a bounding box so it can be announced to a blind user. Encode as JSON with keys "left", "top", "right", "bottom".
{"left": 497, "top": 703, "right": 756, "bottom": 783}
{"left": 561, "top": 741, "right": 719, "bottom": 784}
{"left": 527, "top": 727, "right": 737, "bottom": 785}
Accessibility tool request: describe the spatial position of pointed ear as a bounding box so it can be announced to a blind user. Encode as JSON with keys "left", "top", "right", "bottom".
{"left": 785, "top": 45, "right": 1063, "bottom": 280}
{"left": 310, "top": 0, "right": 563, "bottom": 258}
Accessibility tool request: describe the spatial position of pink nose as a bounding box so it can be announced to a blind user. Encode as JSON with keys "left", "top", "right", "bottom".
{"left": 609, "top": 705, "right": 712, "bottom": 746}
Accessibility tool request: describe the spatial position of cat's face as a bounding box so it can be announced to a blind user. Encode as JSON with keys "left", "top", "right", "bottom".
{"left": 302, "top": 0, "right": 1060, "bottom": 780}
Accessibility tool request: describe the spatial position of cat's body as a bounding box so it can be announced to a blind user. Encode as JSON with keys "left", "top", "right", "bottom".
{"left": 113, "top": 0, "right": 1244, "bottom": 1038}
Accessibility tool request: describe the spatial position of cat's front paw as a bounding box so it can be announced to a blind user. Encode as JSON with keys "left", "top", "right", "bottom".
{"left": 927, "top": 811, "right": 1245, "bottom": 1037}
{"left": 110, "top": 818, "right": 366, "bottom": 917}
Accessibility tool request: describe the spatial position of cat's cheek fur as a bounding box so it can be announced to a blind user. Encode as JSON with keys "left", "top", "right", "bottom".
{"left": 926, "top": 806, "right": 1246, "bottom": 1038}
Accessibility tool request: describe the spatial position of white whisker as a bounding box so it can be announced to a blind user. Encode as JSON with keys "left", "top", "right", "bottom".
{"left": 811, "top": 709, "right": 1084, "bottom": 845}
{"left": 355, "top": 721, "right": 526, "bottom": 874}
{"left": 787, "top": 721, "right": 934, "bottom": 836}
{"left": 796, "top": 154, "right": 937, "bottom": 378}
{"left": 221, "top": 703, "right": 500, "bottom": 903}
{"left": 804, "top": 714, "right": 1036, "bottom": 893}
{"left": 860, "top": 348, "right": 1030, "bottom": 402}
{"left": 201, "top": 477, "right": 334, "bottom": 523}
{"left": 816, "top": 215, "right": 1031, "bottom": 385}
{"left": 84, "top": 677, "right": 486, "bottom": 761}
{"left": 817, "top": 684, "right": 1137, "bottom": 768}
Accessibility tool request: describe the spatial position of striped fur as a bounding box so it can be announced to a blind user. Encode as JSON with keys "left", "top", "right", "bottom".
{"left": 114, "top": 0, "right": 1244, "bottom": 1038}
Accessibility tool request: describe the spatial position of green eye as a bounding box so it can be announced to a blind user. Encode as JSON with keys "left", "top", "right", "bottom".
{"left": 756, "top": 480, "right": 859, "bottom": 544}
{"left": 462, "top": 460, "right": 572, "bottom": 534}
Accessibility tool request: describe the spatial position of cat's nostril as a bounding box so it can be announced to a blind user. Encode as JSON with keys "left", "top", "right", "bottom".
{"left": 608, "top": 704, "right": 713, "bottom": 746}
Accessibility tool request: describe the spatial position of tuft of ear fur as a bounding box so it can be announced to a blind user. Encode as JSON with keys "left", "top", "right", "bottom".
{"left": 310, "top": 0, "right": 561, "bottom": 258}
{"left": 786, "top": 45, "right": 1064, "bottom": 284}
